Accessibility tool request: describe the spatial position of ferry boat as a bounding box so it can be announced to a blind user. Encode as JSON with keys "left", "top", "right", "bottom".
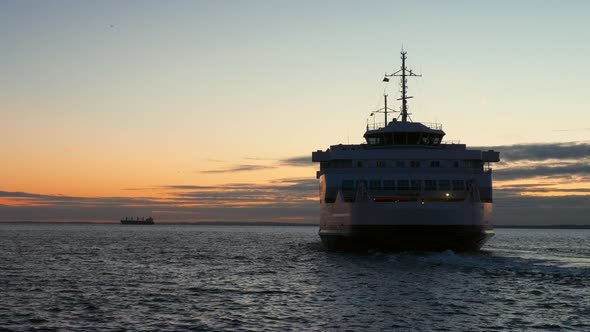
{"left": 120, "top": 217, "right": 154, "bottom": 225}
{"left": 311, "top": 51, "right": 500, "bottom": 251}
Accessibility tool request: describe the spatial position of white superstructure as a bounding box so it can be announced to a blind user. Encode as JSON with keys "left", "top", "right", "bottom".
{"left": 312, "top": 51, "right": 500, "bottom": 251}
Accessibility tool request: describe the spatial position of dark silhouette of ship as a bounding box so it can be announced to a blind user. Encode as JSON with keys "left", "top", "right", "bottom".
{"left": 120, "top": 217, "right": 154, "bottom": 225}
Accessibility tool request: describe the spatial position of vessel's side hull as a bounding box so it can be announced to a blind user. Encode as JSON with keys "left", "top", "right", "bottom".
{"left": 319, "top": 196, "right": 494, "bottom": 251}
{"left": 320, "top": 224, "right": 494, "bottom": 251}
{"left": 120, "top": 221, "right": 154, "bottom": 225}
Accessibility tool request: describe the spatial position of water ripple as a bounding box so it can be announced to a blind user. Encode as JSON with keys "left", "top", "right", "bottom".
{"left": 0, "top": 224, "right": 588, "bottom": 331}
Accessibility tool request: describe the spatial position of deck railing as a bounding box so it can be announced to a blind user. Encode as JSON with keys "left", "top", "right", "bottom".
{"left": 366, "top": 121, "right": 443, "bottom": 131}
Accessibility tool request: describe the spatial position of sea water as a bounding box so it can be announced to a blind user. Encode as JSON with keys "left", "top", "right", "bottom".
{"left": 1, "top": 223, "right": 588, "bottom": 331}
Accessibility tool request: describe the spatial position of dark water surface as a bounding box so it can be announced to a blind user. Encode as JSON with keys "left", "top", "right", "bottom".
{"left": 1, "top": 223, "right": 589, "bottom": 331}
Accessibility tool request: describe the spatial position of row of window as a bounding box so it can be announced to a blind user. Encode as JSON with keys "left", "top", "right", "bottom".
{"left": 341, "top": 179, "right": 468, "bottom": 191}
{"left": 356, "top": 160, "right": 461, "bottom": 168}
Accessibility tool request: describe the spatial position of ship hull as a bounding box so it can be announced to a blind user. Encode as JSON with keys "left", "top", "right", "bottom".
{"left": 120, "top": 220, "right": 154, "bottom": 225}
{"left": 319, "top": 197, "right": 494, "bottom": 251}
{"left": 320, "top": 225, "right": 494, "bottom": 251}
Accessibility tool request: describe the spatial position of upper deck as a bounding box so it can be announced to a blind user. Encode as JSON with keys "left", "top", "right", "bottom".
{"left": 366, "top": 121, "right": 443, "bottom": 131}
{"left": 312, "top": 143, "right": 500, "bottom": 162}
{"left": 364, "top": 120, "right": 446, "bottom": 146}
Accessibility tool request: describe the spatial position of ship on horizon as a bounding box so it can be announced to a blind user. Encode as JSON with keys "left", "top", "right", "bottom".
{"left": 312, "top": 50, "right": 500, "bottom": 251}
{"left": 120, "top": 217, "right": 154, "bottom": 225}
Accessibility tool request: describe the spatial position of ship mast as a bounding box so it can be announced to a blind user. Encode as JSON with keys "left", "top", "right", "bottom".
{"left": 384, "top": 50, "right": 421, "bottom": 123}
{"left": 370, "top": 93, "right": 396, "bottom": 129}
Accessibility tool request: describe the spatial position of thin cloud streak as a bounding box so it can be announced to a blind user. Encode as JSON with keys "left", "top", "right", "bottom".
{"left": 476, "top": 142, "right": 590, "bottom": 162}
{"left": 493, "top": 162, "right": 590, "bottom": 181}
{"left": 280, "top": 156, "right": 312, "bottom": 167}
{"left": 200, "top": 164, "right": 277, "bottom": 174}
{"left": 0, "top": 177, "right": 319, "bottom": 222}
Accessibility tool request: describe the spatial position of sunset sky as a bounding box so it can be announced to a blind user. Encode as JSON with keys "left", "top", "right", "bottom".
{"left": 2, "top": 1, "right": 589, "bottom": 224}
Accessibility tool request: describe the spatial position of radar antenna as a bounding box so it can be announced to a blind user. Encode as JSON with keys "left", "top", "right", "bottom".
{"left": 383, "top": 50, "right": 421, "bottom": 122}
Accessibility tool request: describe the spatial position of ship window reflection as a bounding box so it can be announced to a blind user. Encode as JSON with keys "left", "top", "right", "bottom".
{"left": 367, "top": 137, "right": 379, "bottom": 145}
{"left": 383, "top": 133, "right": 393, "bottom": 145}
{"left": 408, "top": 133, "right": 420, "bottom": 144}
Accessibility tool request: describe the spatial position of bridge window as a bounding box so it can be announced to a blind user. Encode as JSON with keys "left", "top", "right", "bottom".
{"left": 411, "top": 180, "right": 422, "bottom": 191}
{"left": 376, "top": 160, "right": 386, "bottom": 167}
{"left": 410, "top": 161, "right": 421, "bottom": 168}
{"left": 430, "top": 161, "right": 440, "bottom": 168}
{"left": 407, "top": 133, "right": 420, "bottom": 144}
{"left": 396, "top": 161, "right": 405, "bottom": 168}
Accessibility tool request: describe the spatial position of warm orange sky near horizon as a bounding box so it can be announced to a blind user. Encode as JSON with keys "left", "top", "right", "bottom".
{"left": 1, "top": 1, "right": 589, "bottom": 224}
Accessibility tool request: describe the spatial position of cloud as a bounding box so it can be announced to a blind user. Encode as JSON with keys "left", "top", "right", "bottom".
{"left": 476, "top": 142, "right": 590, "bottom": 162}
{"left": 2, "top": 143, "right": 590, "bottom": 225}
{"left": 269, "top": 178, "right": 317, "bottom": 191}
{"left": 0, "top": 177, "right": 319, "bottom": 223}
{"left": 200, "top": 164, "right": 277, "bottom": 174}
{"left": 280, "top": 156, "right": 312, "bottom": 167}
{"left": 160, "top": 179, "right": 316, "bottom": 193}
{"left": 0, "top": 190, "right": 166, "bottom": 207}
{"left": 198, "top": 156, "right": 313, "bottom": 174}
{"left": 162, "top": 178, "right": 317, "bottom": 207}
{"left": 551, "top": 128, "right": 590, "bottom": 132}
{"left": 242, "top": 156, "right": 277, "bottom": 161}
{"left": 493, "top": 194, "right": 590, "bottom": 225}
{"left": 468, "top": 142, "right": 590, "bottom": 182}
{"left": 493, "top": 162, "right": 590, "bottom": 181}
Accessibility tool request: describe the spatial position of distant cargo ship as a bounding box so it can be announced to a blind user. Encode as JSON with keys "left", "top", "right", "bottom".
{"left": 120, "top": 217, "right": 154, "bottom": 225}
